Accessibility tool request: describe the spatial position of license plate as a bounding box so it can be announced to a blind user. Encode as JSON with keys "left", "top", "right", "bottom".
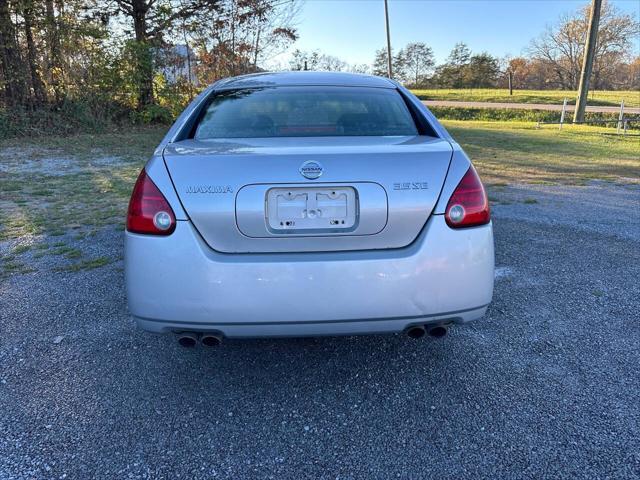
{"left": 266, "top": 187, "right": 357, "bottom": 232}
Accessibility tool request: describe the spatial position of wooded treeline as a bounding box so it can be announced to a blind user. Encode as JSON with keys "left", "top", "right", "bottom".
{"left": 293, "top": 1, "right": 638, "bottom": 90}
{"left": 0, "top": 0, "right": 637, "bottom": 136}
{"left": 0, "top": 0, "right": 299, "bottom": 132}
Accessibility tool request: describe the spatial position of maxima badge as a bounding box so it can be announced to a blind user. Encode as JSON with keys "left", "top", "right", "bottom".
{"left": 299, "top": 161, "right": 323, "bottom": 180}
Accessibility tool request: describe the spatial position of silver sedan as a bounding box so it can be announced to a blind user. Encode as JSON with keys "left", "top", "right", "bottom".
{"left": 124, "top": 72, "right": 494, "bottom": 347}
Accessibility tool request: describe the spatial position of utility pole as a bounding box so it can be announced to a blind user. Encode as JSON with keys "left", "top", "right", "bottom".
{"left": 384, "top": 0, "right": 392, "bottom": 78}
{"left": 574, "top": 0, "right": 602, "bottom": 123}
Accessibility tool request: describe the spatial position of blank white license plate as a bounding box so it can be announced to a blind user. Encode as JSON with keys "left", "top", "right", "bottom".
{"left": 266, "top": 186, "right": 357, "bottom": 232}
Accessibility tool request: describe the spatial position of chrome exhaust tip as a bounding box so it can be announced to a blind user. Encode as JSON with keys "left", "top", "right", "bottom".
{"left": 406, "top": 326, "right": 426, "bottom": 339}
{"left": 427, "top": 325, "right": 448, "bottom": 338}
{"left": 176, "top": 332, "right": 198, "bottom": 348}
{"left": 201, "top": 334, "right": 222, "bottom": 347}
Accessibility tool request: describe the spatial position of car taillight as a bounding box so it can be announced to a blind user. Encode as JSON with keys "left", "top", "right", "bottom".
{"left": 126, "top": 169, "right": 176, "bottom": 235}
{"left": 445, "top": 165, "right": 490, "bottom": 228}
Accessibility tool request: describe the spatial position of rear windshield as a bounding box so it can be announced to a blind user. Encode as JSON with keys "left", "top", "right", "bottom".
{"left": 193, "top": 86, "right": 419, "bottom": 139}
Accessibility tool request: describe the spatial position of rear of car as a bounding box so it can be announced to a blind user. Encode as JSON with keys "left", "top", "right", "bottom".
{"left": 124, "top": 72, "right": 493, "bottom": 343}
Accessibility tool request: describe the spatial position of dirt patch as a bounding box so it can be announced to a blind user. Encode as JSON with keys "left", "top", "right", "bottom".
{"left": 0, "top": 147, "right": 126, "bottom": 176}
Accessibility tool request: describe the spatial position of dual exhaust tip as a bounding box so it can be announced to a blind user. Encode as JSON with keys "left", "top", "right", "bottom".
{"left": 177, "top": 326, "right": 447, "bottom": 346}
{"left": 176, "top": 332, "right": 222, "bottom": 348}
{"left": 406, "top": 324, "right": 448, "bottom": 339}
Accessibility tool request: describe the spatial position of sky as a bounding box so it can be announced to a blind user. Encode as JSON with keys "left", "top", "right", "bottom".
{"left": 272, "top": 0, "right": 640, "bottom": 67}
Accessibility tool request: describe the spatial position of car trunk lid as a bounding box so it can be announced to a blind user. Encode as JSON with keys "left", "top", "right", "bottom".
{"left": 163, "top": 136, "right": 452, "bottom": 253}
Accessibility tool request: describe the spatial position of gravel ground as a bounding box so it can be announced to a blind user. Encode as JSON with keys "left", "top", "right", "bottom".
{"left": 1, "top": 184, "right": 639, "bottom": 480}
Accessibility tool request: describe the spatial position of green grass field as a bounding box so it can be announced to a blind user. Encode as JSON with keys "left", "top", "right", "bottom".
{"left": 443, "top": 120, "right": 640, "bottom": 185}
{"left": 412, "top": 89, "right": 640, "bottom": 108}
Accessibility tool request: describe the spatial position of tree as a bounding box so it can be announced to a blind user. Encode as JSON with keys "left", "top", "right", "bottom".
{"left": 289, "top": 49, "right": 367, "bottom": 74}
{"left": 398, "top": 42, "right": 434, "bottom": 87}
{"left": 464, "top": 52, "right": 500, "bottom": 88}
{"left": 0, "top": 0, "right": 312, "bottom": 129}
{"left": 0, "top": 0, "right": 28, "bottom": 106}
{"left": 349, "top": 63, "right": 370, "bottom": 75}
{"left": 372, "top": 47, "right": 403, "bottom": 79}
{"left": 191, "top": 0, "right": 299, "bottom": 83}
{"left": 505, "top": 57, "right": 532, "bottom": 89}
{"left": 529, "top": 0, "right": 639, "bottom": 89}
{"left": 430, "top": 44, "right": 501, "bottom": 88}
{"left": 433, "top": 42, "right": 472, "bottom": 88}
{"left": 246, "top": 0, "right": 300, "bottom": 68}
{"left": 44, "top": 0, "right": 64, "bottom": 102}
{"left": 289, "top": 49, "right": 320, "bottom": 70}
{"left": 448, "top": 42, "right": 471, "bottom": 67}
{"left": 372, "top": 48, "right": 389, "bottom": 77}
{"left": 20, "top": 0, "right": 47, "bottom": 105}
{"left": 618, "top": 56, "right": 640, "bottom": 90}
{"left": 108, "top": 0, "right": 220, "bottom": 109}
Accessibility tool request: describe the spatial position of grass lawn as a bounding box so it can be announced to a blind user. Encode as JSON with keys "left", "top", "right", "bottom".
{"left": 412, "top": 88, "right": 640, "bottom": 108}
{"left": 444, "top": 120, "right": 640, "bottom": 185}
{"left": 0, "top": 127, "right": 166, "bottom": 241}
{"left": 0, "top": 127, "right": 168, "bottom": 275}
{"left": 0, "top": 121, "right": 638, "bottom": 249}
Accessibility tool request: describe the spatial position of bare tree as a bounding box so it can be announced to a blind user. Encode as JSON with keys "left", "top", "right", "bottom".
{"left": 190, "top": 0, "right": 299, "bottom": 82}
{"left": 529, "top": 0, "right": 639, "bottom": 89}
{"left": 289, "top": 49, "right": 349, "bottom": 72}
{"left": 247, "top": 0, "right": 300, "bottom": 68}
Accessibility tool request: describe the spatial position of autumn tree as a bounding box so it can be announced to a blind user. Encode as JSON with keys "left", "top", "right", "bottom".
{"left": 505, "top": 57, "right": 532, "bottom": 89}
{"left": 529, "top": 0, "right": 639, "bottom": 89}
{"left": 190, "top": 0, "right": 299, "bottom": 83}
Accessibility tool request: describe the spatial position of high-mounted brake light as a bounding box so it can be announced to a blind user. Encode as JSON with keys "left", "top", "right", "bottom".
{"left": 126, "top": 169, "right": 176, "bottom": 235}
{"left": 445, "top": 166, "right": 490, "bottom": 228}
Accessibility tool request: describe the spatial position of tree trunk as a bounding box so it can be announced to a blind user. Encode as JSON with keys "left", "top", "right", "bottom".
{"left": 45, "top": 0, "right": 63, "bottom": 102}
{"left": 23, "top": 1, "right": 47, "bottom": 106}
{"left": 0, "top": 0, "right": 28, "bottom": 106}
{"left": 253, "top": 24, "right": 261, "bottom": 69}
{"left": 230, "top": 2, "right": 236, "bottom": 75}
{"left": 132, "top": 0, "right": 154, "bottom": 110}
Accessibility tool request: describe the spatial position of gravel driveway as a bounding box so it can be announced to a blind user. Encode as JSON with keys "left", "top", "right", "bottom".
{"left": 1, "top": 183, "right": 639, "bottom": 479}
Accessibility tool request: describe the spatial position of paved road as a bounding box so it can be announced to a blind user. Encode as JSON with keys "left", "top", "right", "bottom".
{"left": 1, "top": 184, "right": 639, "bottom": 479}
{"left": 422, "top": 99, "right": 640, "bottom": 114}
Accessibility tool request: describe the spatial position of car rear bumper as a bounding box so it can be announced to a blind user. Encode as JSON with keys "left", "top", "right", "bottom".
{"left": 125, "top": 215, "right": 494, "bottom": 337}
